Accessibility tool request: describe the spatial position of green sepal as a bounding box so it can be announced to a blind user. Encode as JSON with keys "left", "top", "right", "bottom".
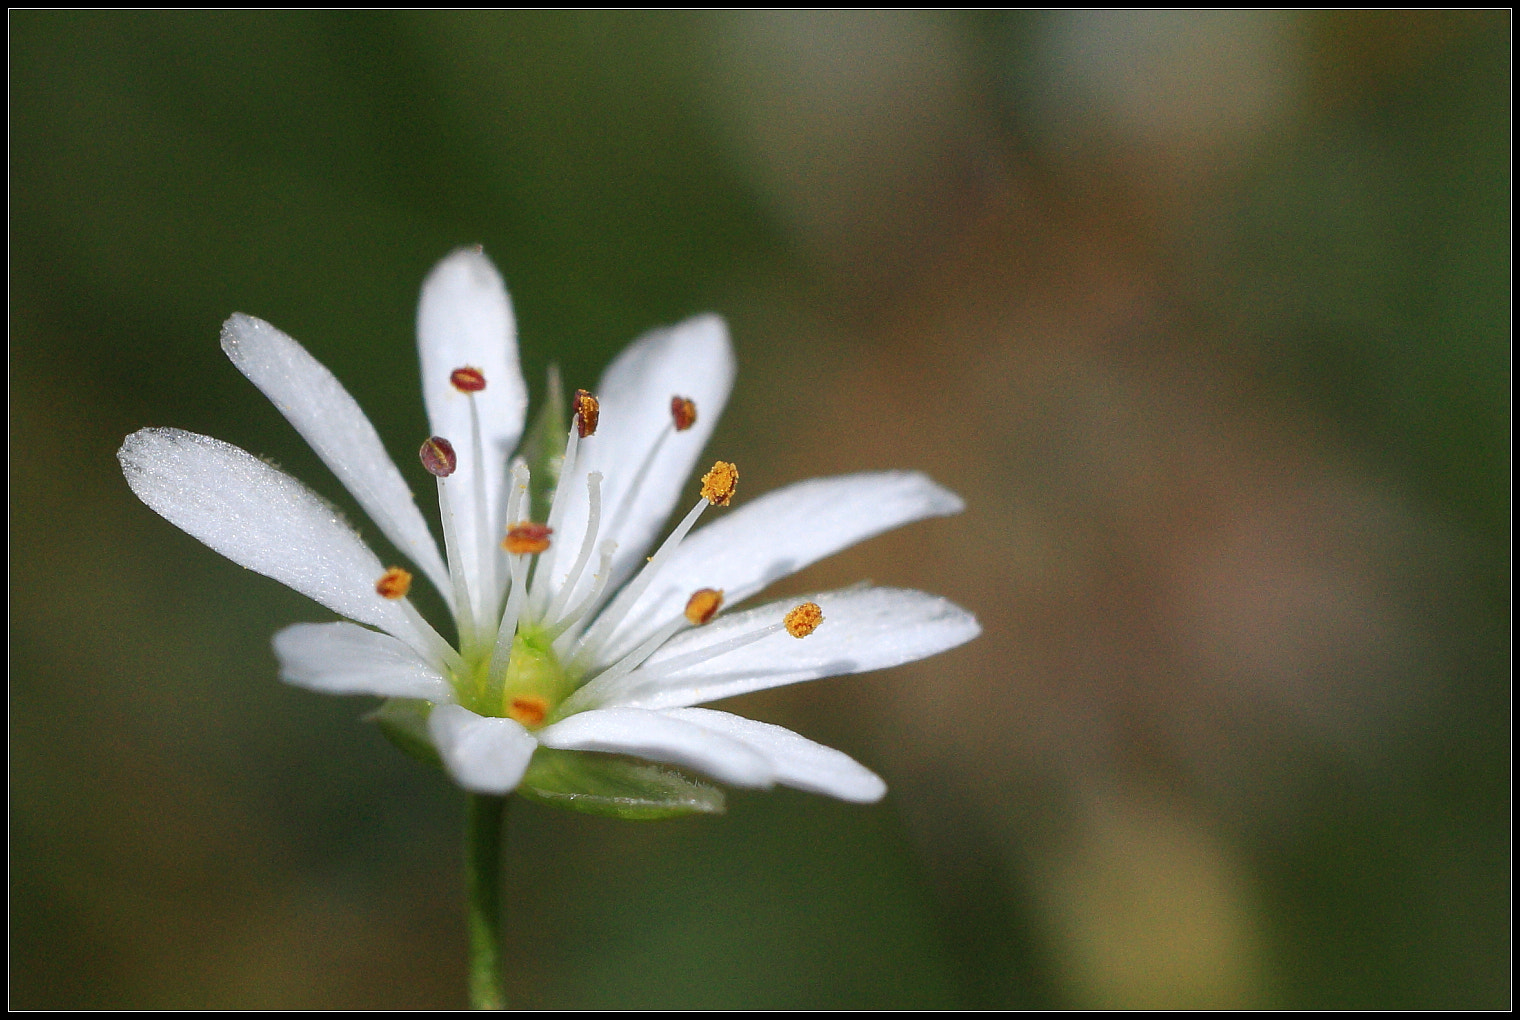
{"left": 366, "top": 698, "right": 441, "bottom": 768}
{"left": 516, "top": 747, "right": 725, "bottom": 819}
{"left": 518, "top": 365, "right": 566, "bottom": 523}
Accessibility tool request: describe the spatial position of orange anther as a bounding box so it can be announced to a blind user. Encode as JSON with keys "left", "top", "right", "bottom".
{"left": 684, "top": 588, "right": 725, "bottom": 625}
{"left": 503, "top": 522, "right": 552, "bottom": 556}
{"left": 376, "top": 567, "right": 413, "bottom": 600}
{"left": 784, "top": 602, "right": 823, "bottom": 638}
{"left": 508, "top": 696, "right": 549, "bottom": 727}
{"left": 700, "top": 461, "right": 738, "bottom": 506}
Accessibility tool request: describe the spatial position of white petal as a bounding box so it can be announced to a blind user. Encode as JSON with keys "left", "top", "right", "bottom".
{"left": 221, "top": 313, "right": 450, "bottom": 597}
{"left": 594, "top": 471, "right": 965, "bottom": 666}
{"left": 549, "top": 315, "right": 735, "bottom": 615}
{"left": 429, "top": 705, "right": 539, "bottom": 795}
{"left": 663, "top": 708, "right": 886, "bottom": 803}
{"left": 273, "top": 622, "right": 454, "bottom": 702}
{"left": 536, "top": 707, "right": 774, "bottom": 788}
{"left": 417, "top": 249, "right": 528, "bottom": 602}
{"left": 118, "top": 428, "right": 433, "bottom": 652}
{"left": 584, "top": 587, "right": 981, "bottom": 711}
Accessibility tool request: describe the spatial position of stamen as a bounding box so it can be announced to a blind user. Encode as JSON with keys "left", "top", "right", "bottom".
{"left": 490, "top": 462, "right": 531, "bottom": 647}
{"left": 784, "top": 602, "right": 824, "bottom": 638}
{"left": 435, "top": 475, "right": 480, "bottom": 649}
{"left": 396, "top": 598, "right": 465, "bottom": 675}
{"left": 419, "top": 436, "right": 457, "bottom": 477}
{"left": 465, "top": 391, "right": 496, "bottom": 621}
{"left": 450, "top": 366, "right": 486, "bottom": 392}
{"left": 684, "top": 588, "right": 724, "bottom": 625}
{"left": 627, "top": 622, "right": 785, "bottom": 683}
{"left": 700, "top": 461, "right": 739, "bottom": 506}
{"left": 573, "top": 389, "right": 600, "bottom": 438}
{"left": 567, "top": 468, "right": 730, "bottom": 671}
{"left": 608, "top": 427, "right": 672, "bottom": 536}
{"left": 548, "top": 539, "right": 618, "bottom": 645}
{"left": 562, "top": 610, "right": 788, "bottom": 715}
{"left": 507, "top": 695, "right": 549, "bottom": 728}
{"left": 576, "top": 615, "right": 691, "bottom": 695}
{"left": 543, "top": 471, "right": 603, "bottom": 624}
{"left": 487, "top": 531, "right": 534, "bottom": 686}
{"left": 503, "top": 522, "right": 552, "bottom": 556}
{"left": 369, "top": 566, "right": 467, "bottom": 676}
{"left": 375, "top": 567, "right": 412, "bottom": 599}
{"left": 503, "top": 460, "right": 530, "bottom": 534}
{"left": 528, "top": 420, "right": 583, "bottom": 610}
{"left": 671, "top": 396, "right": 698, "bottom": 432}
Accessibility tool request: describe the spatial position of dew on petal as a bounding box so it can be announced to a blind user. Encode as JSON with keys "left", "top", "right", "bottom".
{"left": 671, "top": 395, "right": 698, "bottom": 432}
{"left": 419, "top": 435, "right": 458, "bottom": 477}
{"left": 376, "top": 567, "right": 413, "bottom": 599}
{"left": 503, "top": 522, "right": 553, "bottom": 555}
{"left": 450, "top": 366, "right": 486, "bottom": 392}
{"left": 684, "top": 588, "right": 724, "bottom": 625}
{"left": 700, "top": 461, "right": 739, "bottom": 506}
{"left": 573, "top": 389, "right": 600, "bottom": 438}
{"left": 784, "top": 601, "right": 823, "bottom": 638}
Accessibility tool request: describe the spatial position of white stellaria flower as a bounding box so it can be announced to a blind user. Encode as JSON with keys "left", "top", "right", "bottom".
{"left": 118, "top": 249, "right": 979, "bottom": 816}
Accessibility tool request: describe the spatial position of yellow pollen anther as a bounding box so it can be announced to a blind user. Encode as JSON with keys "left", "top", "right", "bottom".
{"left": 573, "top": 389, "right": 600, "bottom": 438}
{"left": 700, "top": 461, "right": 738, "bottom": 506}
{"left": 375, "top": 567, "right": 413, "bottom": 600}
{"left": 784, "top": 602, "right": 823, "bottom": 638}
{"left": 450, "top": 366, "right": 486, "bottom": 392}
{"left": 671, "top": 395, "right": 698, "bottom": 432}
{"left": 508, "top": 696, "right": 549, "bottom": 727}
{"left": 419, "top": 435, "right": 457, "bottom": 477}
{"left": 684, "top": 588, "right": 724, "bottom": 625}
{"left": 503, "top": 522, "right": 552, "bottom": 555}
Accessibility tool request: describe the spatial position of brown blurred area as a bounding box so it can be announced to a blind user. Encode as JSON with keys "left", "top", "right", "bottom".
{"left": 11, "top": 11, "right": 1508, "bottom": 1008}
{"left": 700, "top": 10, "right": 1504, "bottom": 1006}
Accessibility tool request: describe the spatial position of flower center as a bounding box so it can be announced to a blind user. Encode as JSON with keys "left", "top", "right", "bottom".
{"left": 496, "top": 624, "right": 574, "bottom": 728}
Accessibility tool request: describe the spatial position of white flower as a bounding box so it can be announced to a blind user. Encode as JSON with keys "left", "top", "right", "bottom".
{"left": 118, "top": 249, "right": 979, "bottom": 815}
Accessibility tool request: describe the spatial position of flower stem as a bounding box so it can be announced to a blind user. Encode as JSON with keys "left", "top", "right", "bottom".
{"left": 465, "top": 792, "right": 509, "bottom": 1010}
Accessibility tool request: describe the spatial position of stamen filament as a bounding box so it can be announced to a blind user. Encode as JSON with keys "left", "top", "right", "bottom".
{"left": 568, "top": 495, "right": 709, "bottom": 672}
{"left": 436, "top": 476, "right": 479, "bottom": 651}
{"left": 397, "top": 598, "right": 466, "bottom": 677}
{"left": 485, "top": 462, "right": 533, "bottom": 683}
{"left": 579, "top": 616, "right": 690, "bottom": 693}
{"left": 548, "top": 539, "right": 617, "bottom": 644}
{"left": 489, "top": 545, "right": 531, "bottom": 685}
{"left": 466, "top": 394, "right": 497, "bottom": 621}
{"left": 544, "top": 471, "right": 603, "bottom": 624}
{"left": 634, "top": 621, "right": 785, "bottom": 680}
{"left": 527, "top": 424, "right": 581, "bottom": 619}
{"left": 608, "top": 424, "right": 671, "bottom": 535}
{"left": 503, "top": 459, "right": 530, "bottom": 536}
{"left": 559, "top": 620, "right": 785, "bottom": 717}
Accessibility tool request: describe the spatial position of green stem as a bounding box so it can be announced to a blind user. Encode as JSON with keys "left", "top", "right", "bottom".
{"left": 465, "top": 792, "right": 509, "bottom": 1010}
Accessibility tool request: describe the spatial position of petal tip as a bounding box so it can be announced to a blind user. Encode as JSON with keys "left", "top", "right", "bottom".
{"left": 915, "top": 473, "right": 966, "bottom": 516}
{"left": 219, "top": 312, "right": 267, "bottom": 359}
{"left": 942, "top": 603, "right": 983, "bottom": 647}
{"left": 117, "top": 425, "right": 188, "bottom": 478}
{"left": 425, "top": 246, "right": 507, "bottom": 295}
{"left": 850, "top": 773, "right": 889, "bottom": 804}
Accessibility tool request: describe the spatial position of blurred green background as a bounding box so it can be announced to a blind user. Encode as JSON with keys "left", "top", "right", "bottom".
{"left": 10, "top": 11, "right": 1509, "bottom": 1009}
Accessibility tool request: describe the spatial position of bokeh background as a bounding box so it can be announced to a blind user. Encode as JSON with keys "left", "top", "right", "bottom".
{"left": 10, "top": 11, "right": 1509, "bottom": 1009}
